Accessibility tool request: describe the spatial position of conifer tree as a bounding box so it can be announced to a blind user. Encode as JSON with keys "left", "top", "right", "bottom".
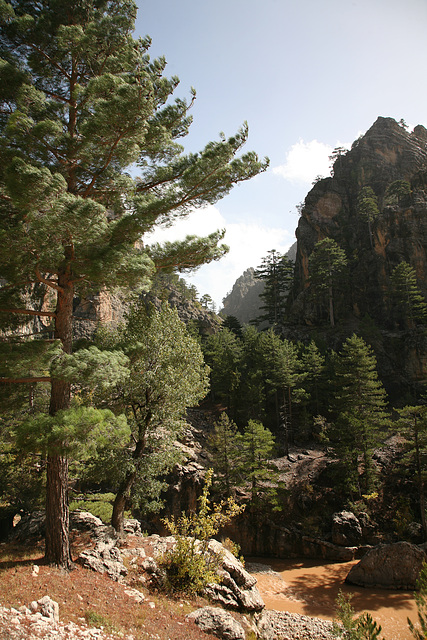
{"left": 300, "top": 340, "right": 325, "bottom": 417}
{"left": 357, "top": 186, "right": 379, "bottom": 248}
{"left": 396, "top": 405, "right": 427, "bottom": 540}
{"left": 253, "top": 250, "right": 293, "bottom": 330}
{"left": 308, "top": 238, "right": 347, "bottom": 327}
{"left": 238, "top": 419, "right": 277, "bottom": 508}
{"left": 330, "top": 335, "right": 389, "bottom": 495}
{"left": 208, "top": 412, "right": 241, "bottom": 497}
{"left": 390, "top": 262, "right": 427, "bottom": 327}
{"left": 0, "top": 0, "right": 267, "bottom": 567}
{"left": 203, "top": 328, "right": 243, "bottom": 416}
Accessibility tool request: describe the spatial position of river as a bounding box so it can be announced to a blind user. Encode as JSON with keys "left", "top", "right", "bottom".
{"left": 248, "top": 558, "right": 419, "bottom": 640}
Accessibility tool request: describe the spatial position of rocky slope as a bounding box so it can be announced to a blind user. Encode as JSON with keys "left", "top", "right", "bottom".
{"left": 289, "top": 117, "right": 427, "bottom": 394}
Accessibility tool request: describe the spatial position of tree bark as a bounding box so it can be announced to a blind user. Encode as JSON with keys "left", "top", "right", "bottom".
{"left": 45, "top": 453, "right": 71, "bottom": 567}
{"left": 111, "top": 471, "right": 137, "bottom": 536}
{"left": 44, "top": 274, "right": 73, "bottom": 568}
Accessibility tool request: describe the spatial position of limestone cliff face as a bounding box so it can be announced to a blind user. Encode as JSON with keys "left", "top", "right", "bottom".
{"left": 221, "top": 268, "right": 265, "bottom": 324}
{"left": 290, "top": 117, "right": 427, "bottom": 393}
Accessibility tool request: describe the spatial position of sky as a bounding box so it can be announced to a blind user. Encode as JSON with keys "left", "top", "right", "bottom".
{"left": 135, "top": 0, "right": 427, "bottom": 309}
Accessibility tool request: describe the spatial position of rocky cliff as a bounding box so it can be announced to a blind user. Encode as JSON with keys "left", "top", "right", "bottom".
{"left": 289, "top": 117, "right": 427, "bottom": 395}
{"left": 221, "top": 243, "right": 297, "bottom": 325}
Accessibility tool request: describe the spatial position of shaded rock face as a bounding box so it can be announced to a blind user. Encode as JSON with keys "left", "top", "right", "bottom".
{"left": 187, "top": 606, "right": 246, "bottom": 640}
{"left": 331, "top": 511, "right": 363, "bottom": 546}
{"left": 221, "top": 268, "right": 265, "bottom": 325}
{"left": 290, "top": 117, "right": 427, "bottom": 393}
{"left": 346, "top": 541, "right": 426, "bottom": 589}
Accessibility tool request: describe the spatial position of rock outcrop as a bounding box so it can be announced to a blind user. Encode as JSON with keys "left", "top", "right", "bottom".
{"left": 331, "top": 511, "right": 363, "bottom": 546}
{"left": 289, "top": 117, "right": 427, "bottom": 394}
{"left": 346, "top": 541, "right": 426, "bottom": 589}
{"left": 187, "top": 606, "right": 246, "bottom": 640}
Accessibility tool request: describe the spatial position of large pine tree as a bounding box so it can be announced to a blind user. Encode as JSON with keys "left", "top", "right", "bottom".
{"left": 0, "top": 0, "right": 267, "bottom": 567}
{"left": 330, "top": 334, "right": 389, "bottom": 495}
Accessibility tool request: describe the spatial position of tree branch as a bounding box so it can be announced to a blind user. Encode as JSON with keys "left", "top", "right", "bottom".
{"left": 35, "top": 265, "right": 63, "bottom": 292}
{"left": 0, "top": 308, "right": 56, "bottom": 318}
{"left": 0, "top": 376, "right": 51, "bottom": 384}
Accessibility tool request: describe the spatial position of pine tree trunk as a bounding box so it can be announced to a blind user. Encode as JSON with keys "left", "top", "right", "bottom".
{"left": 45, "top": 454, "right": 71, "bottom": 567}
{"left": 45, "top": 274, "right": 73, "bottom": 568}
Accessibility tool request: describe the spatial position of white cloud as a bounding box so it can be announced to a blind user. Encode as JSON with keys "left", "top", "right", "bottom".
{"left": 144, "top": 206, "right": 293, "bottom": 310}
{"left": 273, "top": 139, "right": 350, "bottom": 185}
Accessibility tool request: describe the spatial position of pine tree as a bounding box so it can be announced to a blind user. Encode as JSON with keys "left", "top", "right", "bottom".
{"left": 396, "top": 405, "right": 427, "bottom": 541}
{"left": 300, "top": 340, "right": 325, "bottom": 417}
{"left": 357, "top": 186, "right": 379, "bottom": 248}
{"left": 208, "top": 412, "right": 241, "bottom": 497}
{"left": 0, "top": 0, "right": 267, "bottom": 567}
{"left": 390, "top": 262, "right": 427, "bottom": 327}
{"left": 308, "top": 238, "right": 348, "bottom": 327}
{"left": 202, "top": 328, "right": 243, "bottom": 416}
{"left": 330, "top": 335, "right": 389, "bottom": 495}
{"left": 238, "top": 419, "right": 277, "bottom": 508}
{"left": 253, "top": 250, "right": 293, "bottom": 330}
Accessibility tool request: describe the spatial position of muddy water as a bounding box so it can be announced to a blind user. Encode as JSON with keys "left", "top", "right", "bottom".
{"left": 249, "top": 558, "right": 419, "bottom": 640}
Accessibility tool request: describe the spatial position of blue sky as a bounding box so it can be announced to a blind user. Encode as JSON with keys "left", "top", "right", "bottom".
{"left": 136, "top": 0, "right": 427, "bottom": 309}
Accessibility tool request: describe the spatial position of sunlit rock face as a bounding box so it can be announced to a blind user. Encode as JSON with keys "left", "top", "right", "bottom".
{"left": 289, "top": 117, "right": 427, "bottom": 394}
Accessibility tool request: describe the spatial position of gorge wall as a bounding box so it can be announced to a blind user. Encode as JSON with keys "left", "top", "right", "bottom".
{"left": 288, "top": 116, "right": 427, "bottom": 397}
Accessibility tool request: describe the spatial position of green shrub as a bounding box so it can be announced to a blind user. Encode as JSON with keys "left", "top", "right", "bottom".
{"left": 70, "top": 492, "right": 130, "bottom": 524}
{"left": 159, "top": 469, "right": 244, "bottom": 594}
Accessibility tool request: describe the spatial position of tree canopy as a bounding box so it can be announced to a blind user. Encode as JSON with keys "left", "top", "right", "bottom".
{"left": 0, "top": 0, "right": 267, "bottom": 567}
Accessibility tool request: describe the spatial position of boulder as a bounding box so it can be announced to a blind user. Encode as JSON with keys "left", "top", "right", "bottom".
{"left": 38, "top": 596, "right": 59, "bottom": 623}
{"left": 346, "top": 541, "right": 426, "bottom": 589}
{"left": 331, "top": 511, "right": 362, "bottom": 546}
{"left": 70, "top": 510, "right": 103, "bottom": 532}
{"left": 10, "top": 511, "right": 45, "bottom": 541}
{"left": 187, "top": 606, "right": 245, "bottom": 640}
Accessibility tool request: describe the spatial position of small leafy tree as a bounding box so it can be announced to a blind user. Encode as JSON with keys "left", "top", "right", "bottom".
{"left": 96, "top": 302, "right": 210, "bottom": 535}
{"left": 333, "top": 590, "right": 385, "bottom": 640}
{"left": 160, "top": 469, "right": 244, "bottom": 594}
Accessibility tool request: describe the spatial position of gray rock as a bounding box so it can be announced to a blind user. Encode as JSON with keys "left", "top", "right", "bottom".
{"left": 38, "top": 596, "right": 59, "bottom": 622}
{"left": 346, "top": 541, "right": 426, "bottom": 589}
{"left": 123, "top": 518, "right": 142, "bottom": 534}
{"left": 332, "top": 511, "right": 362, "bottom": 546}
{"left": 77, "top": 541, "right": 128, "bottom": 582}
{"left": 187, "top": 606, "right": 245, "bottom": 640}
{"left": 255, "top": 610, "right": 335, "bottom": 640}
{"left": 11, "top": 511, "right": 45, "bottom": 540}
{"left": 70, "top": 510, "right": 103, "bottom": 532}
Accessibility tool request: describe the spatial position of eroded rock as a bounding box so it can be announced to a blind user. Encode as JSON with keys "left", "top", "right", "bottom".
{"left": 346, "top": 541, "right": 426, "bottom": 589}
{"left": 187, "top": 606, "right": 245, "bottom": 640}
{"left": 332, "top": 511, "right": 363, "bottom": 546}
